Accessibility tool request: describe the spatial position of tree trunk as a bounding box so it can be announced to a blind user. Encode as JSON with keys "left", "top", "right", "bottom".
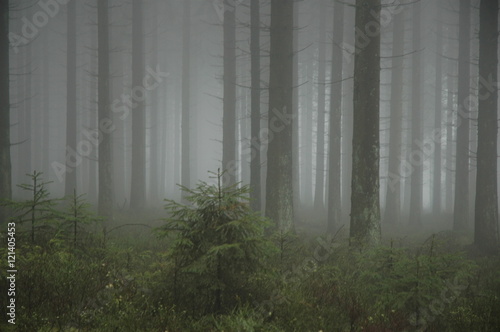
{"left": 65, "top": 0, "right": 77, "bottom": 196}
{"left": 222, "top": 0, "right": 236, "bottom": 186}
{"left": 181, "top": 0, "right": 191, "bottom": 192}
{"left": 130, "top": 0, "right": 146, "bottom": 210}
{"left": 384, "top": 5, "right": 405, "bottom": 225}
{"left": 265, "top": 0, "right": 294, "bottom": 232}
{"left": 327, "top": 0, "right": 344, "bottom": 233}
{"left": 453, "top": 0, "right": 471, "bottom": 231}
{"left": 349, "top": 0, "right": 381, "bottom": 246}
{"left": 250, "top": 0, "right": 261, "bottom": 212}
{"left": 314, "top": 0, "right": 327, "bottom": 212}
{"left": 474, "top": 0, "right": 499, "bottom": 254}
{"left": 0, "top": 0, "right": 11, "bottom": 222}
{"left": 432, "top": 4, "right": 443, "bottom": 216}
{"left": 409, "top": 1, "right": 423, "bottom": 227}
{"left": 97, "top": 0, "right": 113, "bottom": 218}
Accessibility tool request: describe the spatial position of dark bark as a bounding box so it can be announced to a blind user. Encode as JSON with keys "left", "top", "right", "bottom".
{"left": 474, "top": 0, "right": 499, "bottom": 254}
{"left": 0, "top": 0, "right": 11, "bottom": 222}
{"left": 453, "top": 0, "right": 471, "bottom": 231}
{"left": 97, "top": 0, "right": 113, "bottom": 218}
{"left": 265, "top": 0, "right": 294, "bottom": 232}
{"left": 65, "top": 0, "right": 77, "bottom": 196}
{"left": 222, "top": 0, "right": 236, "bottom": 186}
{"left": 250, "top": 0, "right": 261, "bottom": 212}
{"left": 349, "top": 0, "right": 381, "bottom": 246}
{"left": 327, "top": 0, "right": 344, "bottom": 233}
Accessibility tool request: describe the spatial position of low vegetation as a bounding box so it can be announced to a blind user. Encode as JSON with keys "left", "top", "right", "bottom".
{"left": 1, "top": 173, "right": 499, "bottom": 331}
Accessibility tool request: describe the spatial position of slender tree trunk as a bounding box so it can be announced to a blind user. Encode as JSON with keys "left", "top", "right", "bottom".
{"left": 433, "top": 4, "right": 443, "bottom": 216}
{"left": 222, "top": 0, "right": 236, "bottom": 186}
{"left": 292, "top": 1, "right": 299, "bottom": 218}
{"left": 250, "top": 0, "right": 261, "bottom": 212}
{"left": 384, "top": 6, "right": 405, "bottom": 225}
{"left": 65, "top": 0, "right": 77, "bottom": 196}
{"left": 130, "top": 0, "right": 146, "bottom": 210}
{"left": 453, "top": 0, "right": 471, "bottom": 231}
{"left": 97, "top": 0, "right": 113, "bottom": 218}
{"left": 0, "top": 0, "right": 11, "bottom": 222}
{"left": 265, "top": 0, "right": 294, "bottom": 232}
{"left": 349, "top": 0, "right": 381, "bottom": 246}
{"left": 327, "top": 0, "right": 344, "bottom": 233}
{"left": 409, "top": 1, "right": 423, "bottom": 227}
{"left": 474, "top": 0, "right": 499, "bottom": 254}
{"left": 181, "top": 0, "right": 191, "bottom": 192}
{"left": 149, "top": 2, "right": 159, "bottom": 204}
{"left": 445, "top": 59, "right": 455, "bottom": 214}
{"left": 314, "top": 0, "right": 327, "bottom": 212}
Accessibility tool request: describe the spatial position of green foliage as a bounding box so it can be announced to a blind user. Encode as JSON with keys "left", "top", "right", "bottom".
{"left": 156, "top": 170, "right": 273, "bottom": 315}
{"left": 1, "top": 171, "right": 60, "bottom": 244}
{"left": 58, "top": 190, "right": 101, "bottom": 249}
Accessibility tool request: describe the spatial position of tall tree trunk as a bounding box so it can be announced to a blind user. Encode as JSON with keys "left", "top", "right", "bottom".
{"left": 222, "top": 0, "right": 236, "bottom": 186}
{"left": 65, "top": 0, "right": 77, "bottom": 196}
{"left": 409, "top": 1, "right": 422, "bottom": 227}
{"left": 445, "top": 59, "right": 455, "bottom": 214}
{"left": 250, "top": 0, "right": 261, "bottom": 212}
{"left": 327, "top": 0, "right": 344, "bottom": 233}
{"left": 181, "top": 0, "right": 191, "bottom": 192}
{"left": 97, "top": 0, "right": 113, "bottom": 218}
{"left": 474, "top": 0, "right": 499, "bottom": 254}
{"left": 432, "top": 4, "right": 443, "bottom": 215}
{"left": 292, "top": 1, "right": 299, "bottom": 218}
{"left": 453, "top": 0, "right": 471, "bottom": 231}
{"left": 349, "top": 0, "right": 381, "bottom": 246}
{"left": 130, "top": 0, "right": 146, "bottom": 210}
{"left": 265, "top": 0, "right": 294, "bottom": 232}
{"left": 313, "top": 0, "right": 327, "bottom": 211}
{"left": 149, "top": 2, "right": 159, "bottom": 204}
{"left": 384, "top": 5, "right": 405, "bottom": 225}
{"left": 0, "top": 0, "right": 11, "bottom": 222}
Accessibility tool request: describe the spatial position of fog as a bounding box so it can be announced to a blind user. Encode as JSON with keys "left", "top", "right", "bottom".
{"left": 1, "top": 0, "right": 498, "bottom": 245}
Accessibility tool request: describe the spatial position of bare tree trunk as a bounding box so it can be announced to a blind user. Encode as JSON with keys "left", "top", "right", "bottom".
{"left": 0, "top": 0, "right": 11, "bottom": 222}
{"left": 181, "top": 0, "right": 191, "bottom": 192}
{"left": 130, "top": 0, "right": 146, "bottom": 210}
{"left": 292, "top": 1, "right": 299, "bottom": 218}
{"left": 65, "top": 0, "right": 77, "bottom": 196}
{"left": 327, "top": 0, "right": 344, "bottom": 233}
{"left": 97, "top": 0, "right": 113, "bottom": 218}
{"left": 222, "top": 0, "right": 236, "bottom": 186}
{"left": 409, "top": 1, "right": 423, "bottom": 227}
{"left": 314, "top": 0, "right": 327, "bottom": 212}
{"left": 474, "top": 0, "right": 499, "bottom": 255}
{"left": 453, "top": 0, "right": 471, "bottom": 231}
{"left": 265, "top": 0, "right": 294, "bottom": 232}
{"left": 384, "top": 5, "right": 405, "bottom": 225}
{"left": 432, "top": 4, "right": 443, "bottom": 216}
{"left": 349, "top": 0, "right": 381, "bottom": 246}
{"left": 250, "top": 0, "right": 261, "bottom": 212}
